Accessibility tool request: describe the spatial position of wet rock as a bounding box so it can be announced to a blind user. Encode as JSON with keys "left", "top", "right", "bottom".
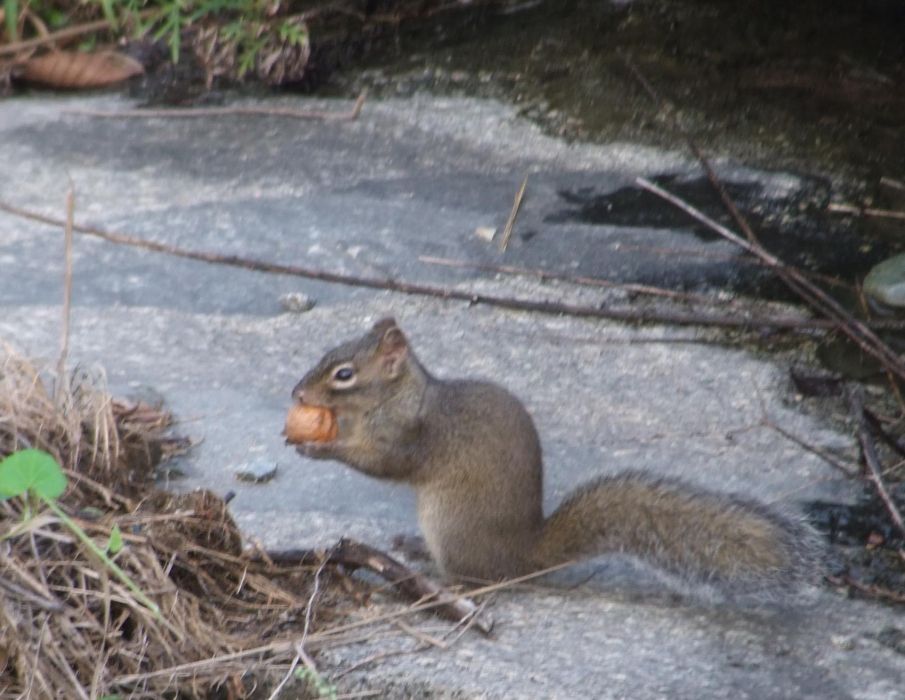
{"left": 863, "top": 252, "right": 905, "bottom": 309}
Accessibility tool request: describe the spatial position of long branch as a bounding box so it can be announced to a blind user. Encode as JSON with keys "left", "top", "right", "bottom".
{"left": 0, "top": 11, "right": 156, "bottom": 57}
{"left": 2, "top": 197, "right": 886, "bottom": 333}
{"left": 636, "top": 177, "right": 905, "bottom": 382}
{"left": 623, "top": 54, "right": 905, "bottom": 381}
{"left": 262, "top": 539, "right": 493, "bottom": 635}
{"left": 63, "top": 92, "right": 367, "bottom": 121}
{"left": 852, "top": 392, "right": 905, "bottom": 541}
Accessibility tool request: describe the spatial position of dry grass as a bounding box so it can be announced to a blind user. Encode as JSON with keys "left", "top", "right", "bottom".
{"left": 0, "top": 342, "right": 348, "bottom": 698}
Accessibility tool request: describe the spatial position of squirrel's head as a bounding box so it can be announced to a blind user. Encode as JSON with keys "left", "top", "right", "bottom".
{"left": 292, "top": 317, "right": 414, "bottom": 410}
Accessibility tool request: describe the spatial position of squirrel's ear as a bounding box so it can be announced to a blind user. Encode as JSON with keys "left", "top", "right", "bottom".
{"left": 371, "top": 317, "right": 398, "bottom": 335}
{"left": 376, "top": 323, "right": 408, "bottom": 377}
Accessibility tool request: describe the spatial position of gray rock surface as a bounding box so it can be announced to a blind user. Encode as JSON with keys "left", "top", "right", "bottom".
{"left": 0, "top": 94, "right": 902, "bottom": 699}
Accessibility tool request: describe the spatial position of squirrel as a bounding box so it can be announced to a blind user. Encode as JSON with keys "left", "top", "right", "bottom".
{"left": 291, "top": 318, "right": 823, "bottom": 601}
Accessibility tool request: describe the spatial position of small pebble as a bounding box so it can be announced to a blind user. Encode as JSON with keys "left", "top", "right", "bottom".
{"left": 830, "top": 634, "right": 856, "bottom": 651}
{"left": 234, "top": 458, "right": 278, "bottom": 483}
{"left": 279, "top": 292, "right": 316, "bottom": 313}
{"left": 474, "top": 226, "right": 497, "bottom": 242}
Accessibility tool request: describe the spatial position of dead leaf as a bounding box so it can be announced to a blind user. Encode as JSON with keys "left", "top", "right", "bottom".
{"left": 21, "top": 50, "right": 144, "bottom": 88}
{"left": 866, "top": 531, "right": 885, "bottom": 549}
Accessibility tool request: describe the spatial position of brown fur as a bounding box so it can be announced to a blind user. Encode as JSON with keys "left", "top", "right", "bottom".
{"left": 293, "top": 319, "right": 823, "bottom": 598}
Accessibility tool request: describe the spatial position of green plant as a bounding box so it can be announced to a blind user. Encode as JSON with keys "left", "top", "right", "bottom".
{"left": 294, "top": 666, "right": 338, "bottom": 700}
{"left": 4, "top": 0, "right": 19, "bottom": 41}
{"left": 86, "top": 0, "right": 309, "bottom": 74}
{"left": 5, "top": 0, "right": 309, "bottom": 81}
{"left": 0, "top": 448, "right": 161, "bottom": 618}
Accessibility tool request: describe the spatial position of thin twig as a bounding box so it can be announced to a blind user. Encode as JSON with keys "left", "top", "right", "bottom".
{"left": 5, "top": 197, "right": 896, "bottom": 335}
{"left": 394, "top": 619, "right": 447, "bottom": 649}
{"left": 111, "top": 560, "right": 573, "bottom": 686}
{"left": 827, "top": 574, "right": 905, "bottom": 604}
{"left": 636, "top": 177, "right": 905, "bottom": 383}
{"left": 827, "top": 202, "right": 905, "bottom": 221}
{"left": 854, "top": 395, "right": 905, "bottom": 540}
{"left": 762, "top": 419, "right": 857, "bottom": 477}
{"left": 57, "top": 182, "right": 74, "bottom": 392}
{"left": 499, "top": 175, "right": 528, "bottom": 252}
{"left": 304, "top": 546, "right": 333, "bottom": 642}
{"left": 881, "top": 177, "right": 905, "bottom": 193}
{"left": 266, "top": 545, "right": 335, "bottom": 700}
{"left": 625, "top": 54, "right": 905, "bottom": 380}
{"left": 64, "top": 92, "right": 367, "bottom": 121}
{"left": 265, "top": 540, "right": 494, "bottom": 635}
{"left": 620, "top": 53, "right": 764, "bottom": 248}
{"left": 863, "top": 409, "right": 905, "bottom": 461}
{"left": 0, "top": 11, "right": 155, "bottom": 56}
{"left": 332, "top": 645, "right": 421, "bottom": 680}
{"left": 419, "top": 254, "right": 718, "bottom": 302}
{"left": 8, "top": 195, "right": 905, "bottom": 338}
{"left": 0, "top": 576, "right": 63, "bottom": 611}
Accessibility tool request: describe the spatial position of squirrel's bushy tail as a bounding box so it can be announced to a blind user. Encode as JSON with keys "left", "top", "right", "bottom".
{"left": 534, "top": 470, "right": 824, "bottom": 601}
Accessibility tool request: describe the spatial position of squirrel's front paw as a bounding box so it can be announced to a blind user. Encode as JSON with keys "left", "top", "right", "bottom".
{"left": 295, "top": 442, "right": 340, "bottom": 461}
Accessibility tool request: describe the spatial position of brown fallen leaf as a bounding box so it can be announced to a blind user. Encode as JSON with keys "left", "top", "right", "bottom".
{"left": 21, "top": 49, "right": 143, "bottom": 88}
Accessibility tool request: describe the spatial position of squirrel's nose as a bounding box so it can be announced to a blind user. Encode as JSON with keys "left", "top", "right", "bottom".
{"left": 291, "top": 382, "right": 305, "bottom": 403}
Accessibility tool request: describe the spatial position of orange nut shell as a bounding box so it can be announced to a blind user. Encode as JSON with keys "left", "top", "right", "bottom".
{"left": 284, "top": 403, "right": 337, "bottom": 444}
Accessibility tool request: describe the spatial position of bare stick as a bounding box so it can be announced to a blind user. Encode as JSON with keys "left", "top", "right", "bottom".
{"left": 266, "top": 545, "right": 333, "bottom": 700}
{"left": 0, "top": 577, "right": 63, "bottom": 611}
{"left": 499, "top": 175, "right": 528, "bottom": 252}
{"left": 57, "top": 183, "right": 74, "bottom": 393}
{"left": 419, "top": 254, "right": 717, "bottom": 302}
{"left": 881, "top": 177, "right": 905, "bottom": 192}
{"left": 394, "top": 619, "right": 447, "bottom": 649}
{"left": 623, "top": 55, "right": 905, "bottom": 387}
{"left": 762, "top": 419, "right": 856, "bottom": 478}
{"left": 863, "top": 408, "right": 905, "bottom": 460}
{"left": 332, "top": 645, "right": 421, "bottom": 680}
{"left": 7, "top": 197, "right": 905, "bottom": 334}
{"left": 827, "top": 202, "right": 905, "bottom": 222}
{"left": 63, "top": 91, "right": 367, "bottom": 122}
{"left": 854, "top": 395, "right": 905, "bottom": 540}
{"left": 0, "top": 12, "right": 155, "bottom": 56}
{"left": 263, "top": 539, "right": 493, "bottom": 635}
{"left": 111, "top": 559, "right": 574, "bottom": 687}
{"left": 827, "top": 574, "right": 905, "bottom": 604}
{"left": 333, "top": 601, "right": 484, "bottom": 680}
{"left": 636, "top": 177, "right": 905, "bottom": 383}
{"left": 621, "top": 52, "right": 766, "bottom": 249}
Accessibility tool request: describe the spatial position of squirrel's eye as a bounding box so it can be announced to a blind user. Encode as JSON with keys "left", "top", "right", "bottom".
{"left": 333, "top": 366, "right": 355, "bottom": 382}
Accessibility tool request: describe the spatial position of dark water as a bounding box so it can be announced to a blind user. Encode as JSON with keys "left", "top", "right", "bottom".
{"left": 321, "top": 0, "right": 905, "bottom": 181}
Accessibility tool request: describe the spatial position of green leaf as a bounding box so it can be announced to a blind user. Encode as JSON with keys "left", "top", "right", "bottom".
{"left": 107, "top": 524, "right": 123, "bottom": 554}
{"left": 99, "top": 0, "right": 118, "bottom": 31}
{"left": 4, "top": 0, "right": 19, "bottom": 42}
{"left": 44, "top": 499, "right": 161, "bottom": 619}
{"left": 0, "top": 449, "right": 67, "bottom": 500}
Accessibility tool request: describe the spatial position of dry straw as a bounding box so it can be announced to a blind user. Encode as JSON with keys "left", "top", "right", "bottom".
{"left": 0, "top": 346, "right": 350, "bottom": 698}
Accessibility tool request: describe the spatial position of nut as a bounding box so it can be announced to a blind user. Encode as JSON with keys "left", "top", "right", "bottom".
{"left": 284, "top": 403, "right": 337, "bottom": 444}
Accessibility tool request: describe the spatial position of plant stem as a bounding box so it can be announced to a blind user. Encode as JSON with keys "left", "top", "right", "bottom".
{"left": 43, "top": 498, "right": 162, "bottom": 619}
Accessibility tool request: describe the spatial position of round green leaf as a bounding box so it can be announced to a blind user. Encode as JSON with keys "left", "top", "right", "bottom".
{"left": 0, "top": 449, "right": 67, "bottom": 500}
{"left": 107, "top": 524, "right": 124, "bottom": 554}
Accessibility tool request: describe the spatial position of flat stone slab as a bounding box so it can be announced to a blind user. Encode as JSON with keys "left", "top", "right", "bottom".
{"left": 0, "top": 95, "right": 901, "bottom": 699}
